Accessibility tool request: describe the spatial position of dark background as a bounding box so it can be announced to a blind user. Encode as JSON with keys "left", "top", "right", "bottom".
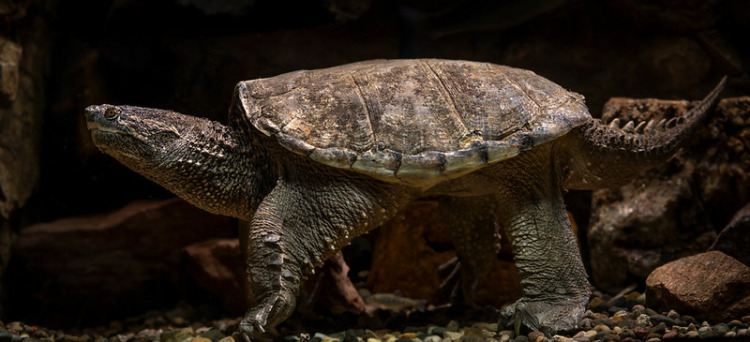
{"left": 1, "top": 0, "right": 748, "bottom": 330}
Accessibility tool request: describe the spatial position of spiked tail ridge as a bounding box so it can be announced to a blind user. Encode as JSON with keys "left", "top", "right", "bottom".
{"left": 563, "top": 76, "right": 726, "bottom": 190}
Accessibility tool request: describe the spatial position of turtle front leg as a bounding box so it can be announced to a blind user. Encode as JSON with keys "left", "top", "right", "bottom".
{"left": 495, "top": 162, "right": 590, "bottom": 336}
{"left": 238, "top": 168, "right": 410, "bottom": 341}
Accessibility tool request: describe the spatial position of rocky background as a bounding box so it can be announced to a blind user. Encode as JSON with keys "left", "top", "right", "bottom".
{"left": 0, "top": 0, "right": 749, "bottom": 335}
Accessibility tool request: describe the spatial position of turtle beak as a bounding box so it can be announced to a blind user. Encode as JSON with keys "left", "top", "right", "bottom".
{"left": 85, "top": 105, "right": 105, "bottom": 130}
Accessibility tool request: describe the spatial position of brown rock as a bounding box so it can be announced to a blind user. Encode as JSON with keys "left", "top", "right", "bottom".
{"left": 304, "top": 251, "right": 367, "bottom": 315}
{"left": 367, "top": 200, "right": 522, "bottom": 307}
{"left": 183, "top": 238, "right": 248, "bottom": 314}
{"left": 367, "top": 201, "right": 456, "bottom": 302}
{"left": 589, "top": 97, "right": 750, "bottom": 293}
{"left": 710, "top": 202, "right": 750, "bottom": 266}
{"left": 10, "top": 198, "right": 234, "bottom": 324}
{"left": 646, "top": 251, "right": 750, "bottom": 322}
{"left": 0, "top": 37, "right": 21, "bottom": 105}
{"left": 0, "top": 34, "right": 43, "bottom": 218}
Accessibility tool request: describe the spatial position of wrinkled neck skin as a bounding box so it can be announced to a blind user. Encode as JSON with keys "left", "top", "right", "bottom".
{"left": 149, "top": 121, "right": 260, "bottom": 220}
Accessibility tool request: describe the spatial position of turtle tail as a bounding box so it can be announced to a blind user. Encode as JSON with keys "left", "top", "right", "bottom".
{"left": 562, "top": 76, "right": 726, "bottom": 190}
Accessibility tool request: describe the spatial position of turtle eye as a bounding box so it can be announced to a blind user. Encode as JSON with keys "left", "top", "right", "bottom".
{"left": 103, "top": 107, "right": 120, "bottom": 120}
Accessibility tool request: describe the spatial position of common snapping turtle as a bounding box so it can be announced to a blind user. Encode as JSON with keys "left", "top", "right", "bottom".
{"left": 84, "top": 59, "right": 725, "bottom": 339}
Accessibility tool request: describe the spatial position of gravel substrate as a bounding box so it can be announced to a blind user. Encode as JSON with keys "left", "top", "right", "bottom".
{"left": 2, "top": 293, "right": 749, "bottom": 342}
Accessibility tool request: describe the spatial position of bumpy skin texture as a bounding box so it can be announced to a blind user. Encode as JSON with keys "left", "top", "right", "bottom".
{"left": 84, "top": 59, "right": 725, "bottom": 340}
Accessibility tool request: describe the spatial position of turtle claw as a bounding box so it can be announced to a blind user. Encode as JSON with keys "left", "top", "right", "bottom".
{"left": 498, "top": 296, "right": 588, "bottom": 337}
{"left": 238, "top": 316, "right": 266, "bottom": 342}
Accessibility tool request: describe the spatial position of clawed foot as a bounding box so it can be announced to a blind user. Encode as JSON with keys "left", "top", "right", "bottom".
{"left": 238, "top": 315, "right": 266, "bottom": 342}
{"left": 498, "top": 296, "right": 589, "bottom": 337}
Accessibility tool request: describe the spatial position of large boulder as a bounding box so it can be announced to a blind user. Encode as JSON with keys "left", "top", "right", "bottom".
{"left": 8, "top": 198, "right": 234, "bottom": 325}
{"left": 646, "top": 251, "right": 750, "bottom": 323}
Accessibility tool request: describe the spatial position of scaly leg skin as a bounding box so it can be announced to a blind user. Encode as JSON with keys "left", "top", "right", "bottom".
{"left": 494, "top": 153, "right": 590, "bottom": 336}
{"left": 238, "top": 165, "right": 409, "bottom": 341}
{"left": 438, "top": 196, "right": 501, "bottom": 305}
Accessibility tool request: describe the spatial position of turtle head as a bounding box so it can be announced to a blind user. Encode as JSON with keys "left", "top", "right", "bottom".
{"left": 85, "top": 104, "right": 197, "bottom": 166}
{"left": 85, "top": 104, "right": 262, "bottom": 220}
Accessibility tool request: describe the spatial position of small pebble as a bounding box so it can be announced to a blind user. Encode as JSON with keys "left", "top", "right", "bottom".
{"left": 593, "top": 325, "right": 610, "bottom": 333}
{"left": 428, "top": 327, "right": 447, "bottom": 336}
{"left": 685, "top": 331, "right": 699, "bottom": 339}
{"left": 650, "top": 323, "right": 667, "bottom": 335}
{"left": 662, "top": 331, "right": 678, "bottom": 340}
{"left": 666, "top": 310, "right": 680, "bottom": 321}
{"left": 473, "top": 323, "right": 497, "bottom": 332}
{"left": 593, "top": 331, "right": 611, "bottom": 341}
{"left": 631, "top": 305, "right": 646, "bottom": 316}
{"left": 672, "top": 326, "right": 688, "bottom": 334}
{"left": 635, "top": 314, "right": 651, "bottom": 327}
{"left": 697, "top": 326, "right": 713, "bottom": 339}
{"left": 497, "top": 331, "right": 515, "bottom": 339}
{"left": 498, "top": 334, "right": 510, "bottom": 342}
{"left": 633, "top": 327, "right": 650, "bottom": 339}
{"left": 443, "top": 331, "right": 462, "bottom": 341}
{"left": 728, "top": 320, "right": 749, "bottom": 329}
{"left": 682, "top": 315, "right": 697, "bottom": 325}
{"left": 712, "top": 323, "right": 730, "bottom": 336}
{"left": 463, "top": 327, "right": 486, "bottom": 339}
{"left": 446, "top": 321, "right": 460, "bottom": 332}
{"left": 617, "top": 328, "right": 635, "bottom": 339}
{"left": 725, "top": 331, "right": 736, "bottom": 338}
{"left": 217, "top": 337, "right": 234, "bottom": 342}
{"left": 650, "top": 315, "right": 677, "bottom": 327}
{"left": 399, "top": 332, "right": 417, "bottom": 340}
{"left": 738, "top": 328, "right": 748, "bottom": 336}
{"left": 515, "top": 336, "right": 529, "bottom": 342}
{"left": 612, "top": 310, "right": 629, "bottom": 318}
{"left": 645, "top": 338, "right": 661, "bottom": 342}
{"left": 527, "top": 331, "right": 545, "bottom": 342}
{"left": 552, "top": 335, "right": 574, "bottom": 342}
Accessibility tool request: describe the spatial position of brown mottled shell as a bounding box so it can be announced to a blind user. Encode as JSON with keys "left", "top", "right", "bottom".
{"left": 232, "top": 59, "right": 591, "bottom": 186}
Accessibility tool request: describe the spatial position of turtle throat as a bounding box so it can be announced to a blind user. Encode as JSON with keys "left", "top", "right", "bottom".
{"left": 151, "top": 120, "right": 260, "bottom": 220}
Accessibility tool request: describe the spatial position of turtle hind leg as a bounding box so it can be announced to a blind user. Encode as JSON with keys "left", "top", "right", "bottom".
{"left": 238, "top": 166, "right": 411, "bottom": 341}
{"left": 493, "top": 151, "right": 590, "bottom": 336}
{"left": 437, "top": 195, "right": 501, "bottom": 306}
